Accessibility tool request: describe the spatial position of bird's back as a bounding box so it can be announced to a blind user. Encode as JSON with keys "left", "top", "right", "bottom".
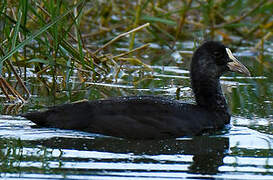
{"left": 22, "top": 96, "right": 229, "bottom": 139}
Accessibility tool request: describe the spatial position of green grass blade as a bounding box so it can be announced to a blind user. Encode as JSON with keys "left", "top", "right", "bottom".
{"left": 141, "top": 15, "right": 176, "bottom": 26}
{"left": 0, "top": 0, "right": 84, "bottom": 64}
{"left": 27, "top": 58, "right": 52, "bottom": 65}
{"left": 11, "top": 9, "right": 22, "bottom": 50}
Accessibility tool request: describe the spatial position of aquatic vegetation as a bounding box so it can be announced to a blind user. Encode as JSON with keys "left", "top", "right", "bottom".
{"left": 0, "top": 0, "right": 272, "bottom": 102}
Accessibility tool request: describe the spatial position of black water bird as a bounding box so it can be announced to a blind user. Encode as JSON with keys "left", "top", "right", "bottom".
{"left": 22, "top": 41, "right": 250, "bottom": 139}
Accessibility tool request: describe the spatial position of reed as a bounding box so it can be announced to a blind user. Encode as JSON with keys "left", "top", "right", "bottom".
{"left": 0, "top": 0, "right": 272, "bottom": 102}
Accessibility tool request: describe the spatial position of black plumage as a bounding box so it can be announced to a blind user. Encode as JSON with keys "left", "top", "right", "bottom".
{"left": 22, "top": 41, "right": 250, "bottom": 139}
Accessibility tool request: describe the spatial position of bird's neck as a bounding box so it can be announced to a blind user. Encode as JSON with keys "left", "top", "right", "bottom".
{"left": 191, "top": 77, "right": 229, "bottom": 113}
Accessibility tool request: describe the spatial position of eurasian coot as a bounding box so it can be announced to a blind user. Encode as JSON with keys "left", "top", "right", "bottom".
{"left": 22, "top": 41, "right": 250, "bottom": 139}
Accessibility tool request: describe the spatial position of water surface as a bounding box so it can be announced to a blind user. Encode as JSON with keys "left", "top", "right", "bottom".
{"left": 0, "top": 43, "right": 272, "bottom": 179}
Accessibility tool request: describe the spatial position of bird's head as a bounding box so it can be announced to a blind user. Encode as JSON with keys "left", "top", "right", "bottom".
{"left": 190, "top": 41, "right": 250, "bottom": 79}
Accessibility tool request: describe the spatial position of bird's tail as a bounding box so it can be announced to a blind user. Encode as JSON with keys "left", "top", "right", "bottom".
{"left": 21, "top": 111, "right": 47, "bottom": 126}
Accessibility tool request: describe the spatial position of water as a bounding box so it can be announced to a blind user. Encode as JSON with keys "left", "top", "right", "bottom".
{"left": 0, "top": 116, "right": 273, "bottom": 179}
{"left": 0, "top": 44, "right": 272, "bottom": 179}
